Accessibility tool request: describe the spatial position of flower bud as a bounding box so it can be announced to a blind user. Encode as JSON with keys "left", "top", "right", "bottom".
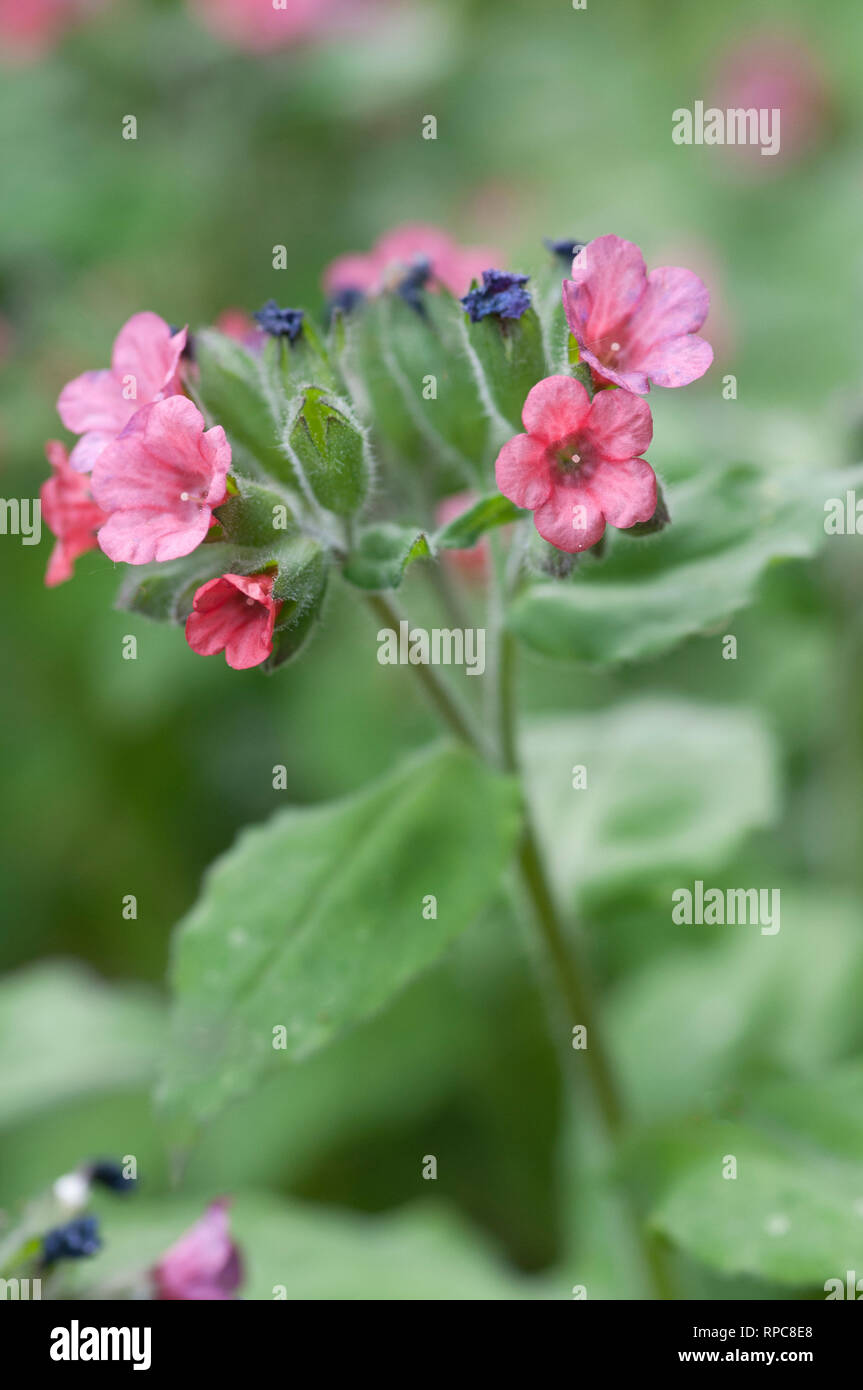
{"left": 288, "top": 388, "right": 368, "bottom": 516}
{"left": 214, "top": 479, "right": 297, "bottom": 548}
{"left": 461, "top": 277, "right": 548, "bottom": 433}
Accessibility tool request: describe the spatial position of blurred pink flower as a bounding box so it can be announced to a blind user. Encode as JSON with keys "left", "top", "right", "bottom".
{"left": 215, "top": 308, "right": 261, "bottom": 350}
{"left": 324, "top": 222, "right": 500, "bottom": 300}
{"left": 711, "top": 30, "right": 831, "bottom": 166}
{"left": 91, "top": 396, "right": 230, "bottom": 565}
{"left": 0, "top": 0, "right": 103, "bottom": 61}
{"left": 40, "top": 440, "right": 107, "bottom": 586}
{"left": 57, "top": 312, "right": 187, "bottom": 474}
{"left": 190, "top": 0, "right": 335, "bottom": 52}
{"left": 186, "top": 572, "right": 281, "bottom": 669}
{"left": 153, "top": 1199, "right": 243, "bottom": 1300}
{"left": 563, "top": 236, "right": 712, "bottom": 395}
{"left": 435, "top": 491, "right": 490, "bottom": 582}
{"left": 495, "top": 375, "right": 656, "bottom": 554}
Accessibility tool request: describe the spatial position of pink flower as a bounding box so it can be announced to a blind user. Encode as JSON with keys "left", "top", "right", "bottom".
{"left": 90, "top": 396, "right": 230, "bottom": 565}
{"left": 190, "top": 0, "right": 333, "bottom": 52}
{"left": 562, "top": 235, "right": 713, "bottom": 395}
{"left": 57, "top": 312, "right": 187, "bottom": 473}
{"left": 711, "top": 30, "right": 831, "bottom": 167}
{"left": 0, "top": 0, "right": 101, "bottom": 61}
{"left": 40, "top": 440, "right": 108, "bottom": 586}
{"left": 494, "top": 375, "right": 656, "bottom": 554}
{"left": 324, "top": 222, "right": 500, "bottom": 300}
{"left": 185, "top": 572, "right": 281, "bottom": 670}
{"left": 215, "top": 308, "right": 261, "bottom": 351}
{"left": 152, "top": 1199, "right": 243, "bottom": 1301}
{"left": 435, "top": 491, "right": 490, "bottom": 582}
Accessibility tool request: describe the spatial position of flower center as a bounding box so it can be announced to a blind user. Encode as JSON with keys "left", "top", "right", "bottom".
{"left": 551, "top": 435, "right": 585, "bottom": 475}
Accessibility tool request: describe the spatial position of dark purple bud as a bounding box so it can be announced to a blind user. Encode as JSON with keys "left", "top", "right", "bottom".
{"left": 544, "top": 238, "right": 588, "bottom": 264}
{"left": 327, "top": 287, "right": 365, "bottom": 322}
{"left": 395, "top": 256, "right": 432, "bottom": 314}
{"left": 88, "top": 1159, "right": 137, "bottom": 1194}
{"left": 461, "top": 269, "right": 531, "bottom": 323}
{"left": 168, "top": 325, "right": 196, "bottom": 361}
{"left": 41, "top": 1215, "right": 102, "bottom": 1266}
{"left": 253, "top": 301, "right": 305, "bottom": 342}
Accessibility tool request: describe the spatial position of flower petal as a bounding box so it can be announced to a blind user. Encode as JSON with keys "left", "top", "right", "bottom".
{"left": 97, "top": 507, "right": 211, "bottom": 565}
{"left": 628, "top": 266, "right": 710, "bottom": 350}
{"left": 111, "top": 312, "right": 187, "bottom": 403}
{"left": 521, "top": 375, "right": 591, "bottom": 446}
{"left": 639, "top": 332, "right": 714, "bottom": 389}
{"left": 563, "top": 235, "right": 647, "bottom": 350}
{"left": 582, "top": 457, "right": 657, "bottom": 529}
{"left": 495, "top": 433, "right": 552, "bottom": 510}
{"left": 57, "top": 369, "right": 127, "bottom": 436}
{"left": 583, "top": 389, "right": 653, "bottom": 462}
{"left": 533, "top": 483, "right": 606, "bottom": 554}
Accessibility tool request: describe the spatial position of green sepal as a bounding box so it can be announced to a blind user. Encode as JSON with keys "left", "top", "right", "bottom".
{"left": 342, "top": 522, "right": 432, "bottom": 590}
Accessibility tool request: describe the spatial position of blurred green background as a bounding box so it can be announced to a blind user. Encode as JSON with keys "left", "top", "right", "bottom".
{"left": 2, "top": 0, "right": 863, "bottom": 1298}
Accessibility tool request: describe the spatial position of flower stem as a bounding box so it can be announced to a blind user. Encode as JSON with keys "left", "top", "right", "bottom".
{"left": 358, "top": 573, "right": 672, "bottom": 1298}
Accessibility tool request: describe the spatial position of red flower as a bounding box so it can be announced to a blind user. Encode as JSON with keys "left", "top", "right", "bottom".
{"left": 40, "top": 440, "right": 107, "bottom": 586}
{"left": 185, "top": 572, "right": 282, "bottom": 670}
{"left": 494, "top": 375, "right": 656, "bottom": 553}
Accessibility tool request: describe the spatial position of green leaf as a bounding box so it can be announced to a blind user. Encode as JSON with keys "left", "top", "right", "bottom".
{"left": 650, "top": 1064, "right": 863, "bottom": 1287}
{"left": 68, "top": 1192, "right": 539, "bottom": 1300}
{"left": 609, "top": 888, "right": 863, "bottom": 1123}
{"left": 158, "top": 745, "right": 522, "bottom": 1125}
{"left": 342, "top": 521, "right": 432, "bottom": 590}
{"left": 115, "top": 544, "right": 260, "bottom": 624}
{"left": 524, "top": 697, "right": 778, "bottom": 904}
{"left": 0, "top": 963, "right": 161, "bottom": 1129}
{"left": 434, "top": 492, "right": 524, "bottom": 550}
{"left": 194, "top": 329, "right": 289, "bottom": 481}
{"left": 509, "top": 462, "right": 863, "bottom": 664}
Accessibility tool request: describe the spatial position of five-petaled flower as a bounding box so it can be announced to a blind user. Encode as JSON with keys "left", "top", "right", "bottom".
{"left": 90, "top": 396, "right": 231, "bottom": 565}
{"left": 57, "top": 311, "right": 187, "bottom": 473}
{"left": 186, "top": 572, "right": 282, "bottom": 670}
{"left": 323, "top": 222, "right": 500, "bottom": 302}
{"left": 562, "top": 235, "right": 712, "bottom": 395}
{"left": 152, "top": 1199, "right": 243, "bottom": 1301}
{"left": 40, "top": 441, "right": 108, "bottom": 587}
{"left": 495, "top": 375, "right": 656, "bottom": 553}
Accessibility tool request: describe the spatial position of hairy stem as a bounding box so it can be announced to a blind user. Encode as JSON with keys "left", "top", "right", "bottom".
{"left": 359, "top": 570, "right": 672, "bottom": 1298}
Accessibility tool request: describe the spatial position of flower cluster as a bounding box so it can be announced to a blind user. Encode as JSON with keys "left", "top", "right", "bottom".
{"left": 40, "top": 225, "right": 712, "bottom": 665}
{"left": 22, "top": 1158, "right": 243, "bottom": 1300}
{"left": 494, "top": 234, "right": 712, "bottom": 553}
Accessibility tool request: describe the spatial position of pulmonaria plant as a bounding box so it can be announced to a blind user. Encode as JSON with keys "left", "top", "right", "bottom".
{"left": 40, "top": 224, "right": 711, "bottom": 670}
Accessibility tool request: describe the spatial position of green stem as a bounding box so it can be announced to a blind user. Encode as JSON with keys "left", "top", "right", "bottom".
{"left": 362, "top": 590, "right": 492, "bottom": 758}
{"left": 358, "top": 571, "right": 673, "bottom": 1298}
